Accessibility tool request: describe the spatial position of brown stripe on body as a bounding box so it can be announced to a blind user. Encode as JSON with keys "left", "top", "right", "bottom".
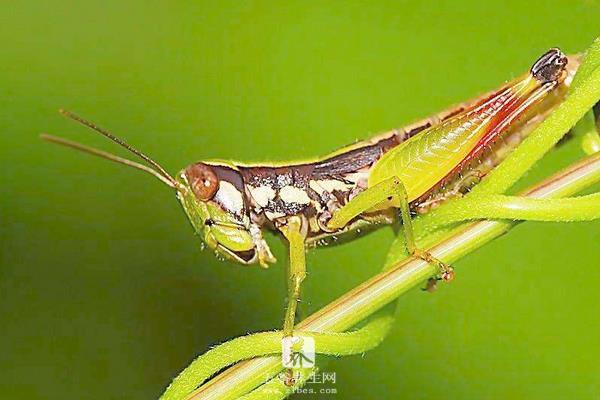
{"left": 312, "top": 135, "right": 400, "bottom": 178}
{"left": 240, "top": 134, "right": 403, "bottom": 223}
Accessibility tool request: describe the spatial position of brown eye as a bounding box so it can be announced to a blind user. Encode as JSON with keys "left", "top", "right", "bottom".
{"left": 186, "top": 163, "right": 219, "bottom": 201}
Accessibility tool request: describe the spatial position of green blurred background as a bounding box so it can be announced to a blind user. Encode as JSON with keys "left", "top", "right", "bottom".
{"left": 1, "top": 1, "right": 599, "bottom": 399}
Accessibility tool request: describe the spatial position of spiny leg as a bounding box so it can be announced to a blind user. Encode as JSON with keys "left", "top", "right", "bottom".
{"left": 327, "top": 176, "right": 454, "bottom": 281}
{"left": 279, "top": 216, "right": 307, "bottom": 385}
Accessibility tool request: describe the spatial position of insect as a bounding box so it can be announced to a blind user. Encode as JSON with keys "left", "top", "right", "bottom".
{"left": 43, "top": 48, "right": 575, "bottom": 376}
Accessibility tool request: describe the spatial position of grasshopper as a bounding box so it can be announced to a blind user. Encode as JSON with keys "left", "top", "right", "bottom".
{"left": 43, "top": 48, "right": 576, "bottom": 372}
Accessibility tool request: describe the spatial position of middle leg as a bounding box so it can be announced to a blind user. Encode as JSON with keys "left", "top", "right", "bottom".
{"left": 279, "top": 216, "right": 307, "bottom": 386}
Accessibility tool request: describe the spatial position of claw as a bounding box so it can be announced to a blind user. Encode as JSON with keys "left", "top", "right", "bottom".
{"left": 284, "top": 369, "right": 296, "bottom": 386}
{"left": 441, "top": 266, "right": 455, "bottom": 282}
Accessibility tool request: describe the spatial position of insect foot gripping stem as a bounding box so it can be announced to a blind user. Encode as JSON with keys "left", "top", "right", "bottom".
{"left": 387, "top": 177, "right": 455, "bottom": 285}
{"left": 412, "top": 248, "right": 455, "bottom": 282}
{"left": 417, "top": 251, "right": 454, "bottom": 293}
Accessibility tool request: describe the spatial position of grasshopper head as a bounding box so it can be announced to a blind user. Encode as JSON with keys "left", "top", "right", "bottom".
{"left": 176, "top": 162, "right": 264, "bottom": 265}
{"left": 43, "top": 111, "right": 270, "bottom": 267}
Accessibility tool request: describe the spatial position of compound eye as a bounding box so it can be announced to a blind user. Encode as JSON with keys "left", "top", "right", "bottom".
{"left": 186, "top": 163, "right": 219, "bottom": 201}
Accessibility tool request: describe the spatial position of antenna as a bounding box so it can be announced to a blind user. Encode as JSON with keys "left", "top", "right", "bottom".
{"left": 41, "top": 134, "right": 178, "bottom": 189}
{"left": 43, "top": 110, "right": 182, "bottom": 190}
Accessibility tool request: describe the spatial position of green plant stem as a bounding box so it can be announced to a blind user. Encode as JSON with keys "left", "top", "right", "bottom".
{"left": 161, "top": 314, "right": 393, "bottom": 400}
{"left": 423, "top": 192, "right": 600, "bottom": 225}
{"left": 186, "top": 151, "right": 600, "bottom": 400}
{"left": 576, "top": 110, "right": 600, "bottom": 155}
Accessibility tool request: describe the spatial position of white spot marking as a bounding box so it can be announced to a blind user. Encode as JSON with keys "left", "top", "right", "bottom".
{"left": 309, "top": 180, "right": 325, "bottom": 195}
{"left": 214, "top": 181, "right": 244, "bottom": 214}
{"left": 279, "top": 186, "right": 311, "bottom": 204}
{"left": 310, "top": 179, "right": 349, "bottom": 195}
{"left": 249, "top": 185, "right": 276, "bottom": 208}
